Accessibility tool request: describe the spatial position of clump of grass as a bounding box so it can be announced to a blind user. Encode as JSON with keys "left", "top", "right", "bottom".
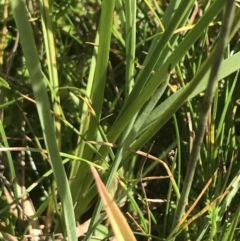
{"left": 0, "top": 0, "right": 240, "bottom": 240}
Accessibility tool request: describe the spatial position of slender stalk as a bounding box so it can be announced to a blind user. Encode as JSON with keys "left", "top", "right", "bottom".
{"left": 171, "top": 0, "right": 236, "bottom": 231}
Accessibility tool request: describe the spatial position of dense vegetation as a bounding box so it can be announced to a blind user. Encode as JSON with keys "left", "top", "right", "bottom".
{"left": 0, "top": 0, "right": 240, "bottom": 240}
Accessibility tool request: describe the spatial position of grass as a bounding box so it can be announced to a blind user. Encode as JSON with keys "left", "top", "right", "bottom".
{"left": 0, "top": 0, "right": 240, "bottom": 240}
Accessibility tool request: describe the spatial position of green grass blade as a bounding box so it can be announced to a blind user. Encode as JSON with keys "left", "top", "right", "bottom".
{"left": 138, "top": 51, "right": 240, "bottom": 139}
{"left": 70, "top": 0, "right": 116, "bottom": 221}
{"left": 40, "top": 0, "right": 62, "bottom": 148}
{"left": 10, "top": 1, "right": 77, "bottom": 240}
{"left": 125, "top": 0, "right": 136, "bottom": 96}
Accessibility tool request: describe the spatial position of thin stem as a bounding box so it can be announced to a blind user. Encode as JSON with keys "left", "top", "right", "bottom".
{"left": 171, "top": 0, "right": 236, "bottom": 231}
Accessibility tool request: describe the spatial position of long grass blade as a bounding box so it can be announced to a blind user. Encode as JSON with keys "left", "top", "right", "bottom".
{"left": 10, "top": 1, "right": 77, "bottom": 240}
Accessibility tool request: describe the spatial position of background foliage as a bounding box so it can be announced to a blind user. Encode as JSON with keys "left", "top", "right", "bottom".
{"left": 0, "top": 0, "right": 240, "bottom": 240}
